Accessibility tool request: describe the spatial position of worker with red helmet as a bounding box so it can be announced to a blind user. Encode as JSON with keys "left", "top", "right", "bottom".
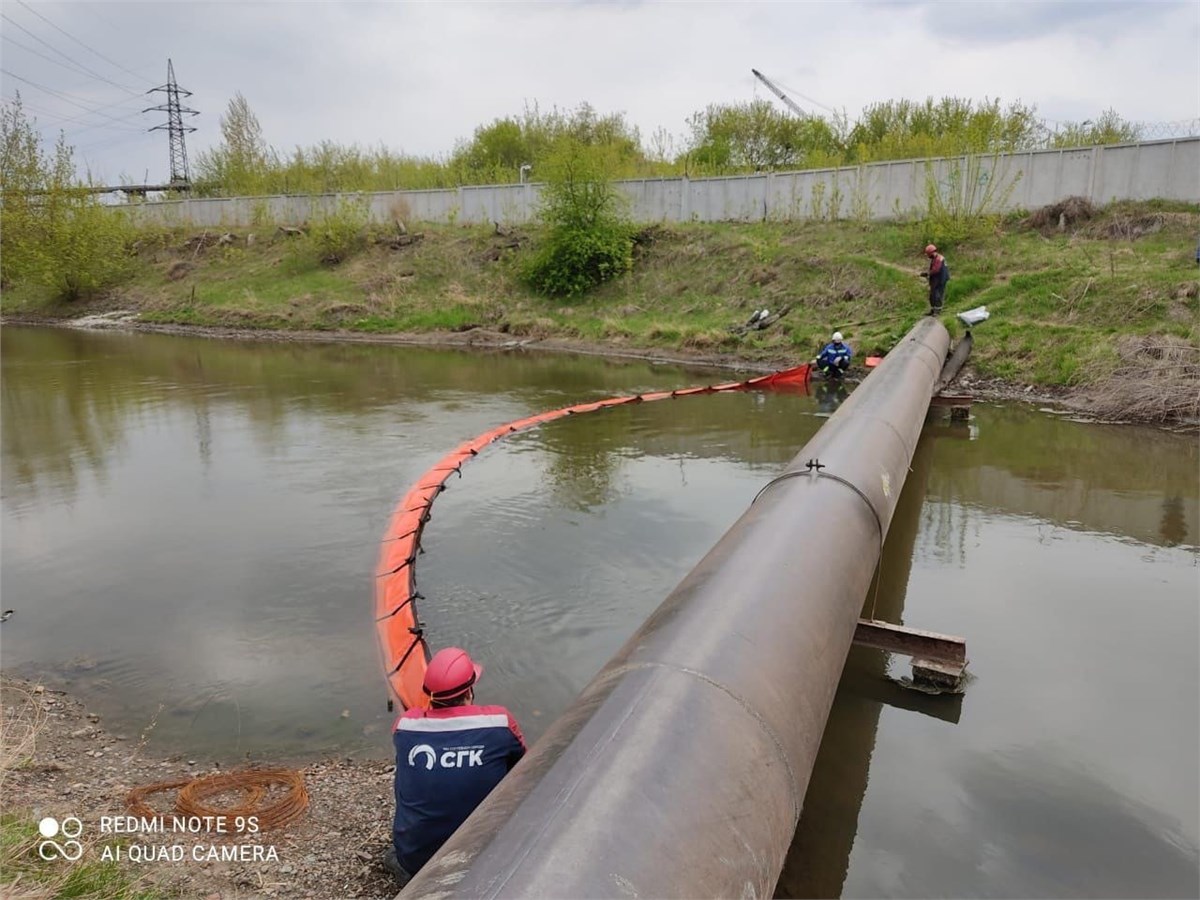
{"left": 919, "top": 244, "right": 950, "bottom": 314}
{"left": 386, "top": 647, "right": 526, "bottom": 884}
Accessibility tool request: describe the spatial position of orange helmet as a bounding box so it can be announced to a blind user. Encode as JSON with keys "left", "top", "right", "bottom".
{"left": 924, "top": 244, "right": 937, "bottom": 256}
{"left": 423, "top": 647, "right": 482, "bottom": 701}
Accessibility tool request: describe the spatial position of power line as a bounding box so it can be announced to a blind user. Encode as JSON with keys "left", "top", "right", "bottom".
{"left": 3, "top": 89, "right": 146, "bottom": 131}
{"left": 0, "top": 32, "right": 144, "bottom": 97}
{"left": 61, "top": 111, "right": 147, "bottom": 137}
{"left": 0, "top": 70, "right": 148, "bottom": 127}
{"left": 74, "top": 129, "right": 151, "bottom": 154}
{"left": 0, "top": 13, "right": 145, "bottom": 97}
{"left": 14, "top": 0, "right": 154, "bottom": 86}
{"left": 6, "top": 100, "right": 146, "bottom": 135}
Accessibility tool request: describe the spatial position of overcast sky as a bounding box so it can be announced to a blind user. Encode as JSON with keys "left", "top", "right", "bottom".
{"left": 2, "top": 0, "right": 1198, "bottom": 185}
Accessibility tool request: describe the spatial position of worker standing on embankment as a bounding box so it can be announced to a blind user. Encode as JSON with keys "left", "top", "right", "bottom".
{"left": 920, "top": 244, "right": 950, "bottom": 314}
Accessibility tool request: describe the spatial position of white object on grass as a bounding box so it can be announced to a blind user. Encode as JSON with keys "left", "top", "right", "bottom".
{"left": 957, "top": 305, "right": 990, "bottom": 327}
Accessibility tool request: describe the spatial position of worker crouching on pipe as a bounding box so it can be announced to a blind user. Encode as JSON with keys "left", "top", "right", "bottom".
{"left": 386, "top": 648, "right": 526, "bottom": 886}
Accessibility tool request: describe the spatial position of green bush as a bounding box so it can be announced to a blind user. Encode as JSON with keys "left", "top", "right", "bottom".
{"left": 1, "top": 98, "right": 137, "bottom": 300}
{"left": 37, "top": 199, "right": 137, "bottom": 301}
{"left": 309, "top": 196, "right": 370, "bottom": 265}
{"left": 919, "top": 155, "right": 1021, "bottom": 245}
{"left": 522, "top": 139, "right": 633, "bottom": 298}
{"left": 524, "top": 222, "right": 633, "bottom": 297}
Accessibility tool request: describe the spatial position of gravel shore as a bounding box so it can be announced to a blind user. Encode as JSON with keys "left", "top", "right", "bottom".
{"left": 2, "top": 675, "right": 404, "bottom": 899}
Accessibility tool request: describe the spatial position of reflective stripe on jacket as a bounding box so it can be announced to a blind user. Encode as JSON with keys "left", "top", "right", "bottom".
{"left": 393, "top": 704, "right": 525, "bottom": 873}
{"left": 817, "top": 341, "right": 852, "bottom": 367}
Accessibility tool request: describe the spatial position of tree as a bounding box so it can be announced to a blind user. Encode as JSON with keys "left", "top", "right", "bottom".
{"left": 844, "top": 97, "right": 1043, "bottom": 161}
{"left": 1050, "top": 109, "right": 1141, "bottom": 148}
{"left": 193, "top": 92, "right": 272, "bottom": 194}
{"left": 1, "top": 93, "right": 47, "bottom": 285}
{"left": 453, "top": 118, "right": 530, "bottom": 181}
{"left": 451, "top": 102, "right": 651, "bottom": 183}
{"left": 522, "top": 138, "right": 633, "bottom": 298}
{"left": 0, "top": 94, "right": 134, "bottom": 299}
{"left": 685, "top": 100, "right": 842, "bottom": 173}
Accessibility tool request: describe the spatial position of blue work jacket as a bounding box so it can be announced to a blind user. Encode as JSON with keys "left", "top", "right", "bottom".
{"left": 392, "top": 704, "right": 525, "bottom": 873}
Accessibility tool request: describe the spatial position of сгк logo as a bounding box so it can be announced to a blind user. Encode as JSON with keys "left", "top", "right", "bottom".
{"left": 407, "top": 744, "right": 436, "bottom": 770}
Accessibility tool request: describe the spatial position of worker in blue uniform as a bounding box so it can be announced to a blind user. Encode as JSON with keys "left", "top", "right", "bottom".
{"left": 386, "top": 647, "right": 526, "bottom": 885}
{"left": 815, "top": 331, "right": 853, "bottom": 380}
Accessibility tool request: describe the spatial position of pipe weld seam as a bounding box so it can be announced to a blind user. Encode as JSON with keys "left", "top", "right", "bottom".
{"left": 752, "top": 470, "right": 884, "bottom": 546}
{"left": 621, "top": 660, "right": 803, "bottom": 826}
{"left": 850, "top": 414, "right": 917, "bottom": 464}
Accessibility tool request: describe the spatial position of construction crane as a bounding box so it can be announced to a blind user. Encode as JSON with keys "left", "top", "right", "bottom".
{"left": 751, "top": 69, "right": 808, "bottom": 119}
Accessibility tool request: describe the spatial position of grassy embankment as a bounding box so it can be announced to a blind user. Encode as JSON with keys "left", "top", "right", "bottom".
{"left": 0, "top": 815, "right": 158, "bottom": 900}
{"left": 3, "top": 201, "right": 1197, "bottom": 396}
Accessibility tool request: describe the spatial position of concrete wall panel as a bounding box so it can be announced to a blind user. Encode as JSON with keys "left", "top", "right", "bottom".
{"left": 121, "top": 138, "right": 1199, "bottom": 229}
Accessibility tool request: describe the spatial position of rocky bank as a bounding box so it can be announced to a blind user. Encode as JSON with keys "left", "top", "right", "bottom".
{"left": 2, "top": 675, "right": 404, "bottom": 900}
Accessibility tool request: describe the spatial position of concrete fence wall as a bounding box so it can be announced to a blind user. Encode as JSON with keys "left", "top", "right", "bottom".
{"left": 123, "top": 137, "right": 1199, "bottom": 229}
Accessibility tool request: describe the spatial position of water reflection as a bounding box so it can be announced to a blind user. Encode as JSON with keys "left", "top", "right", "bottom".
{"left": 1161, "top": 496, "right": 1188, "bottom": 546}
{"left": 777, "top": 434, "right": 936, "bottom": 898}
{"left": 926, "top": 404, "right": 1199, "bottom": 550}
{"left": 813, "top": 379, "right": 850, "bottom": 417}
{"left": 857, "top": 747, "right": 1199, "bottom": 899}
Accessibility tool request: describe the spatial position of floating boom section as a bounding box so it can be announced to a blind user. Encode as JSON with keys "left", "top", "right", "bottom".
{"left": 399, "top": 318, "right": 949, "bottom": 899}
{"left": 374, "top": 364, "right": 811, "bottom": 710}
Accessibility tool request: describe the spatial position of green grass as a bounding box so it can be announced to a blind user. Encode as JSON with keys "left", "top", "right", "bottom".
{"left": 0, "top": 813, "right": 159, "bottom": 899}
{"left": 4, "top": 204, "right": 1197, "bottom": 390}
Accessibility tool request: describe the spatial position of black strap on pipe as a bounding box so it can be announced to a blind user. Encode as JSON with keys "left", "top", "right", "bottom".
{"left": 752, "top": 459, "right": 884, "bottom": 545}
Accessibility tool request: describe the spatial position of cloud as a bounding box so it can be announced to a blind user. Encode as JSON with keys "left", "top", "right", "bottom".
{"left": 920, "top": 0, "right": 1184, "bottom": 43}
{"left": 1, "top": 1, "right": 1196, "bottom": 184}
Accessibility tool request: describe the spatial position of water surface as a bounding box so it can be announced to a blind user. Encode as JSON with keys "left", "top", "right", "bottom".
{"left": 2, "top": 325, "right": 1196, "bottom": 897}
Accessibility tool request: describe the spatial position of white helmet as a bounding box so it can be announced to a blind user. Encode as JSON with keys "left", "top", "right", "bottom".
{"left": 832, "top": 331, "right": 844, "bottom": 342}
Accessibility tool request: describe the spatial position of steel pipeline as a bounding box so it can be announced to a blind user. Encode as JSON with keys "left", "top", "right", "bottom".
{"left": 400, "top": 317, "right": 950, "bottom": 900}
{"left": 933, "top": 331, "right": 974, "bottom": 395}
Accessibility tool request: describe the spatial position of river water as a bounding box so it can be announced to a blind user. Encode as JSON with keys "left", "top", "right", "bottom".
{"left": 2, "top": 325, "right": 1196, "bottom": 897}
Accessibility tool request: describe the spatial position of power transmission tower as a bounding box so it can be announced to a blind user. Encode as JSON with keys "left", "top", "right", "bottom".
{"left": 144, "top": 58, "right": 197, "bottom": 187}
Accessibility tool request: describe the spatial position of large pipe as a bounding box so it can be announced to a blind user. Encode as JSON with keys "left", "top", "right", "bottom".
{"left": 401, "top": 318, "right": 950, "bottom": 900}
{"left": 933, "top": 331, "right": 972, "bottom": 395}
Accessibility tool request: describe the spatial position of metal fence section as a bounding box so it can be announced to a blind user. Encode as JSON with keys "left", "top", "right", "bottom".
{"left": 122, "top": 137, "right": 1199, "bottom": 229}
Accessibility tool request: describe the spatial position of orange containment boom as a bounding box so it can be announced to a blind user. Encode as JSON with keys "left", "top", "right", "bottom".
{"left": 373, "top": 362, "right": 812, "bottom": 710}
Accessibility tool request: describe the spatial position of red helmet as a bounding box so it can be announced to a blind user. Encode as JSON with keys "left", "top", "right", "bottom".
{"left": 924, "top": 244, "right": 937, "bottom": 255}
{"left": 423, "top": 647, "right": 482, "bottom": 701}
